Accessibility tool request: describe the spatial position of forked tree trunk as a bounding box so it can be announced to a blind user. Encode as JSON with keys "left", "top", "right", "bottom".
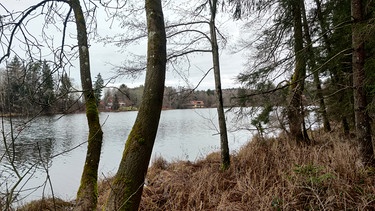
{"left": 351, "top": 0, "right": 374, "bottom": 165}
{"left": 104, "top": 0, "right": 167, "bottom": 210}
{"left": 69, "top": 0, "right": 104, "bottom": 210}
{"left": 209, "top": 0, "right": 230, "bottom": 170}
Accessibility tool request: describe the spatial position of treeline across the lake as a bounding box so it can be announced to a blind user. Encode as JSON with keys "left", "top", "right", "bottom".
{"left": 0, "top": 56, "right": 240, "bottom": 115}
{"left": 0, "top": 57, "right": 288, "bottom": 114}
{"left": 101, "top": 85, "right": 253, "bottom": 111}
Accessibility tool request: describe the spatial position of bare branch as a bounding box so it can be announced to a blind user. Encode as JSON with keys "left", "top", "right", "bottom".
{"left": 168, "top": 49, "right": 212, "bottom": 61}
{"left": 167, "top": 29, "right": 211, "bottom": 41}
{"left": 166, "top": 20, "right": 210, "bottom": 28}
{"left": 0, "top": 0, "right": 68, "bottom": 64}
{"left": 60, "top": 7, "right": 72, "bottom": 67}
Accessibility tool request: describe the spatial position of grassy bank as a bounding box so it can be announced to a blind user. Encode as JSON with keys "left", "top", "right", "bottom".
{"left": 19, "top": 132, "right": 375, "bottom": 210}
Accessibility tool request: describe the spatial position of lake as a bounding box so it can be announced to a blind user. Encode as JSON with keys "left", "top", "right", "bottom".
{"left": 0, "top": 108, "right": 252, "bottom": 204}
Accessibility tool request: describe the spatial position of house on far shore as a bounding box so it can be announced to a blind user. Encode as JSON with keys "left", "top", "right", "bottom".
{"left": 189, "top": 100, "right": 205, "bottom": 108}
{"left": 103, "top": 97, "right": 127, "bottom": 111}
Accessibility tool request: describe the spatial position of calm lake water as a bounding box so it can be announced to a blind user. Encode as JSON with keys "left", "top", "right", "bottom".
{"left": 0, "top": 108, "right": 251, "bottom": 204}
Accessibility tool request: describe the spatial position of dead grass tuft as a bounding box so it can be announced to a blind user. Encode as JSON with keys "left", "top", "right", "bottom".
{"left": 97, "top": 174, "right": 114, "bottom": 210}
{"left": 17, "top": 198, "right": 74, "bottom": 211}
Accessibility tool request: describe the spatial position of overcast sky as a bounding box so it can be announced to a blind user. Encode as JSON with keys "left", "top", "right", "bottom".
{"left": 1, "top": 0, "right": 248, "bottom": 90}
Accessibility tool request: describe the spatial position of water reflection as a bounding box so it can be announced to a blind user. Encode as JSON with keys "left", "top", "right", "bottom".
{"left": 0, "top": 108, "right": 251, "bottom": 205}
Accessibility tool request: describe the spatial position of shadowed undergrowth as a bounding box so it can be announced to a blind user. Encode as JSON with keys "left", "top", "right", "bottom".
{"left": 19, "top": 131, "right": 375, "bottom": 210}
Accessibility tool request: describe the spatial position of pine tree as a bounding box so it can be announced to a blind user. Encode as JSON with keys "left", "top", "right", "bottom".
{"left": 4, "top": 56, "right": 24, "bottom": 114}
{"left": 58, "top": 72, "right": 73, "bottom": 113}
{"left": 352, "top": 0, "right": 374, "bottom": 165}
{"left": 40, "top": 60, "right": 55, "bottom": 114}
{"left": 25, "top": 60, "right": 42, "bottom": 114}
{"left": 111, "top": 94, "right": 119, "bottom": 111}
{"left": 93, "top": 73, "right": 104, "bottom": 106}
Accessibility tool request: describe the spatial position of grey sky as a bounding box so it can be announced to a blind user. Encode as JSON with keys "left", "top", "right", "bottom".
{"left": 1, "top": 0, "right": 247, "bottom": 90}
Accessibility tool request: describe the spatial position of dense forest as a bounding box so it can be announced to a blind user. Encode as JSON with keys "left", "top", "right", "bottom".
{"left": 1, "top": 0, "right": 375, "bottom": 210}
{"left": 0, "top": 57, "right": 82, "bottom": 115}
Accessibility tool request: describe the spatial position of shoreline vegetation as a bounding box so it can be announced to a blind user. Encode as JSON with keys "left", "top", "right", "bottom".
{"left": 17, "top": 130, "right": 375, "bottom": 210}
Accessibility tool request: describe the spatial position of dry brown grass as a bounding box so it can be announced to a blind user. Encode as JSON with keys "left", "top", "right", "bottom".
{"left": 17, "top": 198, "right": 74, "bottom": 211}
{"left": 138, "top": 133, "right": 375, "bottom": 210}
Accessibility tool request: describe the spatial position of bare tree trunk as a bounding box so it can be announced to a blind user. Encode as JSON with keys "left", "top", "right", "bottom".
{"left": 104, "top": 0, "right": 167, "bottom": 210}
{"left": 209, "top": 0, "right": 230, "bottom": 170}
{"left": 301, "top": 0, "right": 331, "bottom": 132}
{"left": 351, "top": 0, "right": 374, "bottom": 165}
{"left": 69, "top": 0, "right": 104, "bottom": 210}
{"left": 287, "top": 0, "right": 309, "bottom": 144}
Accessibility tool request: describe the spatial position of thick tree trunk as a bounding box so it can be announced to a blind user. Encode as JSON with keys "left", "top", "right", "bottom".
{"left": 104, "top": 0, "right": 166, "bottom": 210}
{"left": 351, "top": 0, "right": 374, "bottom": 165}
{"left": 69, "top": 0, "right": 104, "bottom": 210}
{"left": 209, "top": 0, "right": 230, "bottom": 170}
{"left": 301, "top": 0, "right": 331, "bottom": 132}
{"left": 287, "top": 0, "right": 309, "bottom": 144}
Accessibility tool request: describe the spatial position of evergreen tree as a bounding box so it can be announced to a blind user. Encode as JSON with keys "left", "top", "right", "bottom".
{"left": 323, "top": 0, "right": 354, "bottom": 134}
{"left": 93, "top": 73, "right": 104, "bottom": 106}
{"left": 111, "top": 94, "right": 120, "bottom": 111}
{"left": 229, "top": 0, "right": 310, "bottom": 143}
{"left": 40, "top": 60, "right": 55, "bottom": 114}
{"left": 24, "top": 60, "right": 42, "bottom": 114}
{"left": 4, "top": 56, "right": 25, "bottom": 114}
{"left": 302, "top": 0, "right": 331, "bottom": 132}
{"left": 58, "top": 72, "right": 73, "bottom": 113}
{"left": 287, "top": 0, "right": 310, "bottom": 144}
{"left": 351, "top": 0, "right": 374, "bottom": 165}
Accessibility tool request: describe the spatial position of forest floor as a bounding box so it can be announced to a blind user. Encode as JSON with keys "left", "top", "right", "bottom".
{"left": 18, "top": 130, "right": 375, "bottom": 210}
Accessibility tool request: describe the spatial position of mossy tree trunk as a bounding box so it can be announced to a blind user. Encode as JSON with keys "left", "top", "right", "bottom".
{"left": 208, "top": 0, "right": 230, "bottom": 170}
{"left": 104, "top": 0, "right": 166, "bottom": 210}
{"left": 69, "top": 0, "right": 104, "bottom": 210}
{"left": 287, "top": 0, "right": 309, "bottom": 144}
{"left": 351, "top": 0, "right": 374, "bottom": 165}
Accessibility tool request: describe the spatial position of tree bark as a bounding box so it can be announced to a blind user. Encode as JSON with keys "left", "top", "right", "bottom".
{"left": 104, "top": 0, "right": 167, "bottom": 210}
{"left": 209, "top": 0, "right": 230, "bottom": 170}
{"left": 69, "top": 0, "right": 104, "bottom": 210}
{"left": 301, "top": 0, "right": 331, "bottom": 132}
{"left": 287, "top": 0, "right": 309, "bottom": 144}
{"left": 351, "top": 0, "right": 374, "bottom": 165}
